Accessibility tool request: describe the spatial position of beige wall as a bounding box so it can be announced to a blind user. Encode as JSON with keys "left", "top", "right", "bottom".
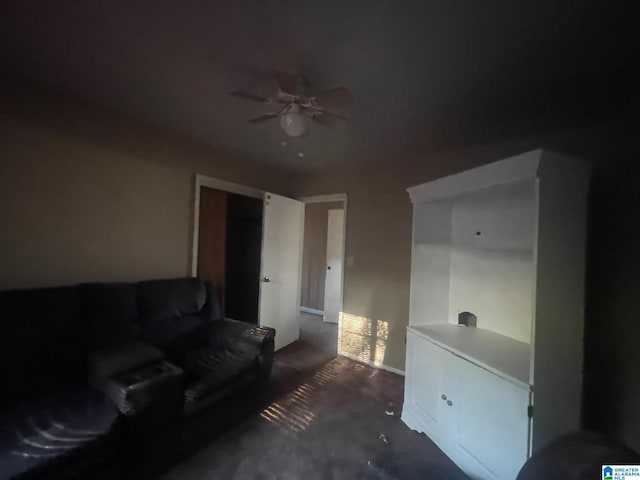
{"left": 2, "top": 87, "right": 639, "bottom": 451}
{"left": 0, "top": 91, "right": 291, "bottom": 289}
{"left": 291, "top": 120, "right": 640, "bottom": 450}
{"left": 300, "top": 201, "right": 344, "bottom": 311}
{"left": 291, "top": 150, "right": 509, "bottom": 372}
{"left": 292, "top": 169, "right": 419, "bottom": 373}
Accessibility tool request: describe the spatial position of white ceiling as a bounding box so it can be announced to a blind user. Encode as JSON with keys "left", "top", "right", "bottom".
{"left": 1, "top": 0, "right": 637, "bottom": 172}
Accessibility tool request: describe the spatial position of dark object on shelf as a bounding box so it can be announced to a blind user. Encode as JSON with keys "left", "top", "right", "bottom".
{"left": 458, "top": 311, "right": 477, "bottom": 327}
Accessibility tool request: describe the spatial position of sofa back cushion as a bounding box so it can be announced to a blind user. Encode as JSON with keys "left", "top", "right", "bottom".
{"left": 78, "top": 282, "right": 140, "bottom": 350}
{"left": 0, "top": 286, "right": 85, "bottom": 409}
{"left": 136, "top": 278, "right": 219, "bottom": 358}
{"left": 137, "top": 278, "right": 208, "bottom": 322}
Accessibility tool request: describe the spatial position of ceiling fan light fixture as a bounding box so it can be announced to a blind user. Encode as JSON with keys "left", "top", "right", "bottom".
{"left": 231, "top": 71, "right": 353, "bottom": 135}
{"left": 280, "top": 112, "right": 307, "bottom": 137}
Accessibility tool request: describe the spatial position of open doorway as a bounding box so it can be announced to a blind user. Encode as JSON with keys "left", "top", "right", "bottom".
{"left": 196, "top": 186, "right": 263, "bottom": 324}
{"left": 299, "top": 195, "right": 347, "bottom": 356}
{"left": 192, "top": 174, "right": 305, "bottom": 351}
{"left": 224, "top": 193, "right": 263, "bottom": 323}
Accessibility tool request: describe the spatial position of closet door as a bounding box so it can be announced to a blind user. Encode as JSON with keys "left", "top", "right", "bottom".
{"left": 197, "top": 187, "right": 228, "bottom": 310}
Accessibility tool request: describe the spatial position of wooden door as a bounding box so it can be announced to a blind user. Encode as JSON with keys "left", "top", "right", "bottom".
{"left": 197, "top": 187, "right": 227, "bottom": 310}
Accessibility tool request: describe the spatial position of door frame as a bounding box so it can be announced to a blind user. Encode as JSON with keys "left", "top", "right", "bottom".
{"left": 298, "top": 194, "right": 348, "bottom": 324}
{"left": 191, "top": 174, "right": 264, "bottom": 276}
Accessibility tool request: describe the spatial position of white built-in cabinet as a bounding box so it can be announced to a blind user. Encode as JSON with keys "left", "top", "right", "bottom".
{"left": 401, "top": 149, "right": 590, "bottom": 480}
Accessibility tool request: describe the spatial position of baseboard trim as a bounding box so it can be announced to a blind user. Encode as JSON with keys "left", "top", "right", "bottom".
{"left": 300, "top": 307, "right": 324, "bottom": 316}
{"left": 339, "top": 352, "right": 405, "bottom": 376}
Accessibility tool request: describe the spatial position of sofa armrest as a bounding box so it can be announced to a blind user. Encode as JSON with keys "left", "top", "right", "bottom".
{"left": 210, "top": 319, "right": 274, "bottom": 352}
{"left": 88, "top": 341, "right": 166, "bottom": 381}
{"left": 209, "top": 319, "right": 275, "bottom": 383}
{"left": 95, "top": 361, "right": 184, "bottom": 416}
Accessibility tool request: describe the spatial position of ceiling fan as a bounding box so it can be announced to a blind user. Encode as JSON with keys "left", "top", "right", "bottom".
{"left": 230, "top": 71, "right": 354, "bottom": 137}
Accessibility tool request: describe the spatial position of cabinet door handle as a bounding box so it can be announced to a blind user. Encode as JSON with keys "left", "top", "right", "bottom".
{"left": 447, "top": 400, "right": 453, "bottom": 406}
{"left": 441, "top": 394, "right": 447, "bottom": 401}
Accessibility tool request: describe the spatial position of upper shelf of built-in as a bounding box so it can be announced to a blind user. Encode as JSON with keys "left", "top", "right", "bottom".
{"left": 408, "top": 324, "right": 531, "bottom": 390}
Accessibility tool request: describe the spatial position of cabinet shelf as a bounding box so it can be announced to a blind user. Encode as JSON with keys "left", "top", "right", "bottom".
{"left": 408, "top": 324, "right": 530, "bottom": 389}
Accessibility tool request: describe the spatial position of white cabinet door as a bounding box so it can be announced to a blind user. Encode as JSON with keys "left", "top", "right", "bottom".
{"left": 404, "top": 332, "right": 447, "bottom": 440}
{"left": 403, "top": 333, "right": 530, "bottom": 480}
{"left": 451, "top": 356, "right": 530, "bottom": 480}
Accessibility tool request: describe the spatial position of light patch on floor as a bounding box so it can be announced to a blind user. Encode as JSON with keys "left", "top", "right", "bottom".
{"left": 260, "top": 358, "right": 347, "bottom": 433}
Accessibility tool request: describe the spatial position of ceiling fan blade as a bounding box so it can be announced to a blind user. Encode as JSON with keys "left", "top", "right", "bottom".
{"left": 311, "top": 113, "right": 340, "bottom": 127}
{"left": 231, "top": 90, "right": 271, "bottom": 103}
{"left": 248, "top": 113, "right": 279, "bottom": 123}
{"left": 313, "top": 87, "right": 354, "bottom": 108}
{"left": 316, "top": 110, "right": 349, "bottom": 122}
{"left": 275, "top": 70, "right": 301, "bottom": 95}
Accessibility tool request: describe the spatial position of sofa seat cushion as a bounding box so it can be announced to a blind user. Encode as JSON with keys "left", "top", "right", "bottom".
{"left": 0, "top": 388, "right": 120, "bottom": 480}
{"left": 183, "top": 347, "right": 257, "bottom": 407}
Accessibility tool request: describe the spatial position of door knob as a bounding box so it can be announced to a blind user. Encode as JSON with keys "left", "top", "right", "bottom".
{"left": 263, "top": 276, "right": 270, "bottom": 283}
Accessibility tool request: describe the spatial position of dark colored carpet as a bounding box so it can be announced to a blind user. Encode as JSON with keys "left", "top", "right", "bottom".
{"left": 163, "top": 315, "right": 464, "bottom": 480}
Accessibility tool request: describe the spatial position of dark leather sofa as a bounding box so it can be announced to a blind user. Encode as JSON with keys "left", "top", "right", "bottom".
{"left": 0, "top": 277, "right": 275, "bottom": 480}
